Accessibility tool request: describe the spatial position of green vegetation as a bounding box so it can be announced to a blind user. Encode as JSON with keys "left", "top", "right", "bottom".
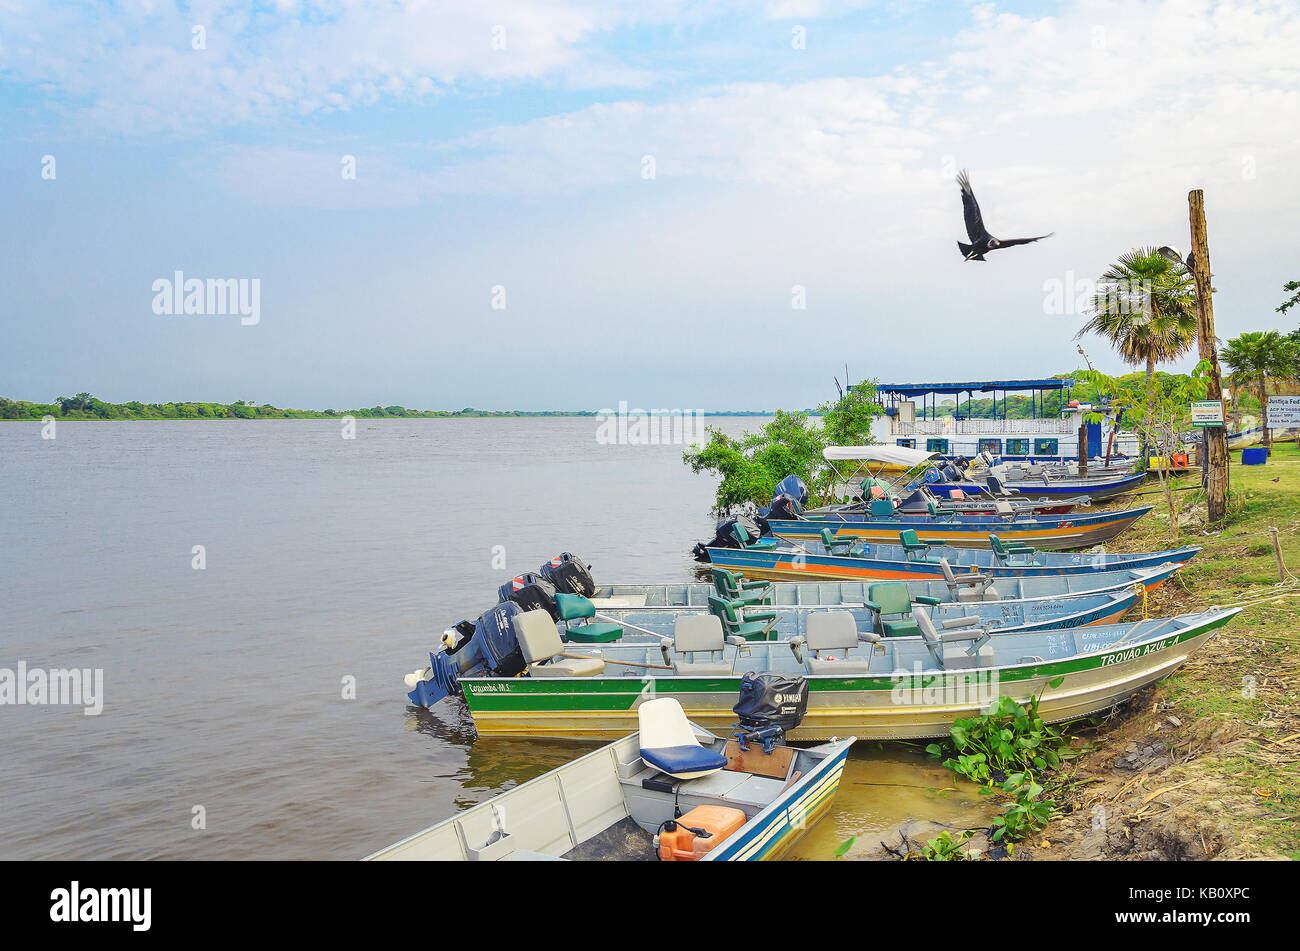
{"left": 682, "top": 384, "right": 884, "bottom": 512}
{"left": 924, "top": 685, "right": 1077, "bottom": 856}
{"left": 1099, "top": 443, "right": 1300, "bottom": 857}
{"left": 919, "top": 829, "right": 973, "bottom": 861}
{"left": 0, "top": 394, "right": 604, "bottom": 421}
{"left": 1221, "top": 330, "right": 1300, "bottom": 449}
{"left": 1074, "top": 246, "right": 1198, "bottom": 413}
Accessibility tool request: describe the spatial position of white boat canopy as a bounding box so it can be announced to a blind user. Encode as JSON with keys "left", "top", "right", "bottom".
{"left": 822, "top": 445, "right": 937, "bottom": 467}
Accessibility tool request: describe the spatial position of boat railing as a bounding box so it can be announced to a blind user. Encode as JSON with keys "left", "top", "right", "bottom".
{"left": 897, "top": 418, "right": 1075, "bottom": 436}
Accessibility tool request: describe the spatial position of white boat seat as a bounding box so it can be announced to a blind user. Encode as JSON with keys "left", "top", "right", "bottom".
{"left": 939, "top": 558, "right": 998, "bottom": 602}
{"left": 663, "top": 614, "right": 739, "bottom": 676}
{"left": 637, "top": 697, "right": 727, "bottom": 780}
{"left": 914, "top": 607, "right": 994, "bottom": 670}
{"left": 514, "top": 609, "right": 605, "bottom": 678}
{"left": 801, "top": 611, "right": 875, "bottom": 674}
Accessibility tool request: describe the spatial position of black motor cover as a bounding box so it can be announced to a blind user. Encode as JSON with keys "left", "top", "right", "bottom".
{"left": 497, "top": 572, "right": 559, "bottom": 619}
{"left": 539, "top": 552, "right": 596, "bottom": 597}
{"left": 733, "top": 672, "right": 809, "bottom": 732}
{"left": 767, "top": 493, "right": 804, "bottom": 521}
{"left": 475, "top": 600, "right": 527, "bottom": 677}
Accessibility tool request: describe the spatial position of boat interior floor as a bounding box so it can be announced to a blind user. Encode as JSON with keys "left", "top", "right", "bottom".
{"left": 562, "top": 815, "right": 654, "bottom": 861}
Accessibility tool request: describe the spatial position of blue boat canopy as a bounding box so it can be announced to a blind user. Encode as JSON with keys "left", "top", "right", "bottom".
{"left": 875, "top": 379, "right": 1075, "bottom": 397}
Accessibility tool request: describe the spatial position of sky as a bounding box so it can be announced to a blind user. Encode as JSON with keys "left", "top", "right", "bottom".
{"left": 2, "top": 0, "right": 1297, "bottom": 411}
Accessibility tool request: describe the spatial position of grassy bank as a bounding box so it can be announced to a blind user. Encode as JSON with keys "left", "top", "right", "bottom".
{"left": 1021, "top": 444, "right": 1300, "bottom": 860}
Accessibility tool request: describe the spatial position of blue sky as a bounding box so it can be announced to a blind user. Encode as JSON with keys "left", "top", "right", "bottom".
{"left": 2, "top": 0, "right": 1298, "bottom": 411}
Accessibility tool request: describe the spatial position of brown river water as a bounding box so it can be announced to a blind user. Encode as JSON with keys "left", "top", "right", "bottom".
{"left": 0, "top": 418, "right": 989, "bottom": 859}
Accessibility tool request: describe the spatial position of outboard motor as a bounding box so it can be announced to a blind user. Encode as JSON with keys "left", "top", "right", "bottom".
{"left": 941, "top": 463, "right": 962, "bottom": 481}
{"left": 731, "top": 672, "right": 809, "bottom": 753}
{"left": 538, "top": 552, "right": 596, "bottom": 597}
{"left": 773, "top": 474, "right": 809, "bottom": 507}
{"left": 497, "top": 572, "right": 559, "bottom": 619}
{"left": 405, "top": 601, "right": 529, "bottom": 708}
{"left": 692, "top": 515, "right": 764, "bottom": 561}
{"left": 767, "top": 493, "right": 804, "bottom": 521}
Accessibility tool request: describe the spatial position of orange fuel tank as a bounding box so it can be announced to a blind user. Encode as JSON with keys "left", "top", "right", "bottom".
{"left": 656, "top": 806, "right": 748, "bottom": 861}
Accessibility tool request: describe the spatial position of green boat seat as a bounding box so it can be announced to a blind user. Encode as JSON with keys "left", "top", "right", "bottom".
{"left": 988, "top": 533, "right": 1036, "bottom": 565}
{"left": 554, "top": 593, "right": 624, "bottom": 643}
{"left": 819, "top": 528, "right": 854, "bottom": 555}
{"left": 660, "top": 614, "right": 742, "bottom": 677}
{"left": 869, "top": 498, "right": 895, "bottom": 518}
{"left": 732, "top": 523, "right": 777, "bottom": 550}
{"left": 514, "top": 609, "right": 606, "bottom": 678}
{"left": 898, "top": 529, "right": 938, "bottom": 563}
{"left": 711, "top": 567, "right": 772, "bottom": 606}
{"left": 865, "top": 582, "right": 941, "bottom": 638}
{"left": 707, "top": 595, "right": 779, "bottom": 641}
{"left": 926, "top": 499, "right": 939, "bottom": 517}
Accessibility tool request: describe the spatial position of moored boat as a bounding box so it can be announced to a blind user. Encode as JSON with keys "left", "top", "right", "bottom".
{"left": 702, "top": 537, "right": 1200, "bottom": 583}
{"left": 407, "top": 604, "right": 1241, "bottom": 740}
{"left": 372, "top": 679, "right": 854, "bottom": 861}
{"left": 765, "top": 505, "right": 1152, "bottom": 550}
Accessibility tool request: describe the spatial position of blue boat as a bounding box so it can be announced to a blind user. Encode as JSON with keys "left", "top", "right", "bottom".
{"left": 705, "top": 538, "right": 1200, "bottom": 583}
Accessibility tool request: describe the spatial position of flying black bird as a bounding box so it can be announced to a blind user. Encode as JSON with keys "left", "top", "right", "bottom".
{"left": 956, "top": 169, "right": 1053, "bottom": 261}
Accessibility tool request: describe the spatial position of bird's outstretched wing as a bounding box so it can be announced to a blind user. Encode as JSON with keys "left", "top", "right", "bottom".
{"left": 956, "top": 169, "right": 987, "bottom": 243}
{"left": 997, "top": 232, "right": 1055, "bottom": 248}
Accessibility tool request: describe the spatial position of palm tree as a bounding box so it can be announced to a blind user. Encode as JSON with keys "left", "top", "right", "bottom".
{"left": 1075, "top": 247, "right": 1199, "bottom": 415}
{"left": 1220, "top": 330, "right": 1298, "bottom": 449}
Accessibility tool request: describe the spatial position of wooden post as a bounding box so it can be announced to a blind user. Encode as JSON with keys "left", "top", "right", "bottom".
{"left": 1077, "top": 421, "right": 1088, "bottom": 475}
{"left": 1270, "top": 526, "right": 1285, "bottom": 581}
{"left": 1188, "top": 190, "right": 1229, "bottom": 523}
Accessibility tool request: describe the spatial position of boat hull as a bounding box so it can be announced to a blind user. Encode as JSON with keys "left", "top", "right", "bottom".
{"left": 704, "top": 543, "right": 1196, "bottom": 583}
{"left": 765, "top": 506, "right": 1152, "bottom": 550}
{"left": 928, "top": 472, "right": 1145, "bottom": 502}
{"left": 458, "top": 612, "right": 1237, "bottom": 741}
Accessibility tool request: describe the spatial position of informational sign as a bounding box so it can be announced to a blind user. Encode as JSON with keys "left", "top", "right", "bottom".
{"left": 1267, "top": 395, "right": 1300, "bottom": 427}
{"left": 1190, "top": 400, "right": 1225, "bottom": 428}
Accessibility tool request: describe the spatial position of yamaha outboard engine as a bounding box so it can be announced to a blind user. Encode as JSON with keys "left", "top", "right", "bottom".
{"left": 731, "top": 672, "right": 809, "bottom": 753}
{"left": 538, "top": 552, "right": 596, "bottom": 597}
{"left": 497, "top": 572, "right": 559, "bottom": 619}
{"left": 692, "top": 515, "right": 764, "bottom": 561}
{"left": 773, "top": 474, "right": 809, "bottom": 507}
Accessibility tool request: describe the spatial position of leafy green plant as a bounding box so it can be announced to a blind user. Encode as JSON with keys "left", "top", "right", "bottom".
{"left": 833, "top": 835, "right": 857, "bottom": 860}
{"left": 991, "top": 772, "right": 1055, "bottom": 851}
{"left": 921, "top": 829, "right": 973, "bottom": 861}
{"left": 925, "top": 688, "right": 1072, "bottom": 787}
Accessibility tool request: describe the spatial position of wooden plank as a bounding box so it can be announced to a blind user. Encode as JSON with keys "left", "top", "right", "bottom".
{"left": 723, "top": 739, "right": 795, "bottom": 779}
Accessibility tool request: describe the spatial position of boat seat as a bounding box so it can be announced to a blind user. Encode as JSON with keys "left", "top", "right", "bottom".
{"left": 866, "top": 582, "right": 939, "bottom": 638}
{"left": 554, "top": 593, "right": 624, "bottom": 643}
{"left": 711, "top": 567, "right": 772, "bottom": 606}
{"left": 707, "top": 595, "right": 778, "bottom": 642}
{"left": 732, "top": 523, "right": 777, "bottom": 550}
{"left": 914, "top": 607, "right": 994, "bottom": 670}
{"left": 514, "top": 609, "right": 606, "bottom": 678}
{"left": 898, "top": 529, "right": 940, "bottom": 563}
{"left": 638, "top": 697, "right": 727, "bottom": 780}
{"left": 869, "top": 498, "right": 895, "bottom": 518}
{"left": 662, "top": 614, "right": 741, "bottom": 676}
{"left": 939, "top": 558, "right": 998, "bottom": 602}
{"left": 798, "top": 611, "right": 876, "bottom": 675}
{"left": 988, "top": 533, "right": 1036, "bottom": 565}
{"left": 819, "top": 528, "right": 854, "bottom": 555}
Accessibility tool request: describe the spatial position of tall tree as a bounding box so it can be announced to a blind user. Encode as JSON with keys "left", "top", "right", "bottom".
{"left": 1075, "top": 247, "right": 1198, "bottom": 414}
{"left": 1220, "top": 330, "right": 1298, "bottom": 449}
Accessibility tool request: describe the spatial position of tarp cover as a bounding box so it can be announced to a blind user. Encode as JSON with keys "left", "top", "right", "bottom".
{"left": 822, "top": 445, "right": 937, "bottom": 467}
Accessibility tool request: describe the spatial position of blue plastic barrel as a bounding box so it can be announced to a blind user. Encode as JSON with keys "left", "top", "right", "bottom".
{"left": 1241, "top": 446, "right": 1268, "bottom": 465}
